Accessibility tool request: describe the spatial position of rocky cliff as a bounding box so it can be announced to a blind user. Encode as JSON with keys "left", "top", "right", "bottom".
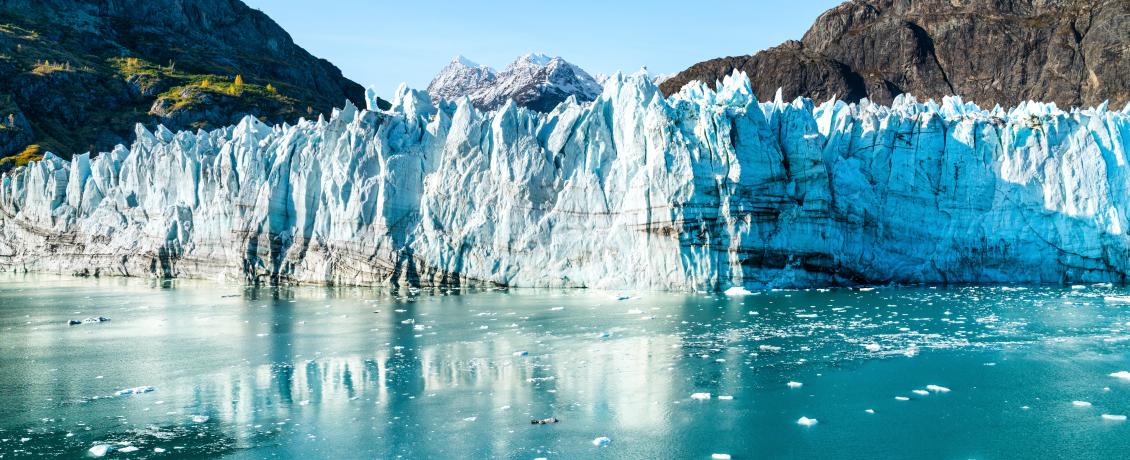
{"left": 660, "top": 0, "right": 1128, "bottom": 109}
{"left": 1, "top": 72, "right": 1127, "bottom": 290}
{"left": 0, "top": 0, "right": 369, "bottom": 170}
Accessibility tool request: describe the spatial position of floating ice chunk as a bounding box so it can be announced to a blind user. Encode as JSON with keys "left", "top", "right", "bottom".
{"left": 912, "top": 390, "right": 929, "bottom": 396}
{"left": 626, "top": 309, "right": 643, "bottom": 314}
{"left": 592, "top": 436, "right": 611, "bottom": 447}
{"left": 926, "top": 385, "right": 951, "bottom": 393}
{"left": 759, "top": 345, "right": 781, "bottom": 352}
{"left": 118, "top": 446, "right": 139, "bottom": 453}
{"left": 1109, "top": 371, "right": 1130, "bottom": 380}
{"left": 463, "top": 416, "right": 477, "bottom": 422}
{"left": 718, "top": 395, "right": 734, "bottom": 400}
{"left": 690, "top": 392, "right": 711, "bottom": 400}
{"left": 1102, "top": 414, "right": 1127, "bottom": 421}
{"left": 865, "top": 409, "right": 875, "bottom": 414}
{"left": 724, "top": 286, "right": 753, "bottom": 296}
{"left": 154, "top": 447, "right": 166, "bottom": 453}
{"left": 1104, "top": 296, "right": 1130, "bottom": 303}
{"left": 512, "top": 351, "right": 529, "bottom": 357}
{"left": 711, "top": 454, "right": 732, "bottom": 460}
{"left": 1072, "top": 401, "right": 1092, "bottom": 407}
{"left": 864, "top": 343, "right": 881, "bottom": 352}
{"left": 88, "top": 444, "right": 113, "bottom": 457}
{"left": 858, "top": 287, "right": 876, "bottom": 292}
{"left": 114, "top": 386, "right": 155, "bottom": 396}
{"left": 895, "top": 396, "right": 910, "bottom": 401}
{"left": 550, "top": 307, "right": 564, "bottom": 311}
{"left": 796, "top": 416, "right": 818, "bottom": 426}
{"left": 787, "top": 381, "right": 803, "bottom": 388}
{"left": 1071, "top": 285, "right": 1086, "bottom": 290}
{"left": 191, "top": 415, "right": 210, "bottom": 423}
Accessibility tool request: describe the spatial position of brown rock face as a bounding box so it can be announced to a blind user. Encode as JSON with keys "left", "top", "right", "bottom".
{"left": 660, "top": 0, "right": 1129, "bottom": 108}
{"left": 0, "top": 0, "right": 371, "bottom": 164}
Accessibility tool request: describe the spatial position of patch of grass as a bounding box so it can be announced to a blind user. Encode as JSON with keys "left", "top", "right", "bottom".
{"left": 0, "top": 143, "right": 42, "bottom": 172}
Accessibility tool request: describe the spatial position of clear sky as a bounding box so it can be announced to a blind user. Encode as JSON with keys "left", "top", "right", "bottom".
{"left": 243, "top": 1, "right": 844, "bottom": 99}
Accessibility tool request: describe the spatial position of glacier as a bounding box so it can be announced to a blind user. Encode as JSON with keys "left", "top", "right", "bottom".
{"left": 1, "top": 71, "right": 1129, "bottom": 290}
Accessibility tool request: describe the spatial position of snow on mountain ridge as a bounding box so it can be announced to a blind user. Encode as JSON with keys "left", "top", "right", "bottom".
{"left": 427, "top": 53, "right": 602, "bottom": 112}
{"left": 2, "top": 71, "right": 1129, "bottom": 290}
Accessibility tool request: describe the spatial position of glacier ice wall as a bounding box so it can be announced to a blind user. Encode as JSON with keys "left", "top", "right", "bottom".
{"left": 1, "top": 71, "right": 1129, "bottom": 290}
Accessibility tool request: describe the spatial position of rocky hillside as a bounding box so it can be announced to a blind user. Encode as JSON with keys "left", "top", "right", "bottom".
{"left": 0, "top": 0, "right": 371, "bottom": 171}
{"left": 660, "top": 0, "right": 1129, "bottom": 108}
{"left": 427, "top": 54, "right": 602, "bottom": 112}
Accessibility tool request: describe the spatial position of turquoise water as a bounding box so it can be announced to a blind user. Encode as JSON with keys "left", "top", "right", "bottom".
{"left": 2, "top": 275, "right": 1130, "bottom": 459}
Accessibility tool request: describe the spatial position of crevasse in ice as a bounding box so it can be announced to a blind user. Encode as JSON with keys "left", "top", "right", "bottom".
{"left": 1, "top": 71, "right": 1128, "bottom": 290}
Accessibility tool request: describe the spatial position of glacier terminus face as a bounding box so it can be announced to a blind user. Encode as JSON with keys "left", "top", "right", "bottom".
{"left": 1, "top": 71, "right": 1128, "bottom": 290}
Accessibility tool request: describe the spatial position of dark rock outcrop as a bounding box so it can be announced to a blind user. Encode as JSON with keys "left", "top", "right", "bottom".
{"left": 660, "top": 0, "right": 1129, "bottom": 108}
{"left": 0, "top": 0, "right": 370, "bottom": 166}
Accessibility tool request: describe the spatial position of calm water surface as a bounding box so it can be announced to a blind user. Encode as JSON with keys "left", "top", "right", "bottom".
{"left": 2, "top": 274, "right": 1130, "bottom": 459}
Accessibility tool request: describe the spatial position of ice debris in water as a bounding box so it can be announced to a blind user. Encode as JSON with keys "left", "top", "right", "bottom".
{"left": 114, "top": 386, "right": 155, "bottom": 396}
{"left": 865, "top": 409, "right": 875, "bottom": 414}
{"left": 711, "top": 454, "right": 732, "bottom": 460}
{"left": 191, "top": 415, "right": 210, "bottom": 423}
{"left": 787, "top": 381, "right": 803, "bottom": 388}
{"left": 1109, "top": 371, "right": 1130, "bottom": 380}
{"left": 68, "top": 316, "right": 110, "bottom": 325}
{"left": 592, "top": 436, "right": 612, "bottom": 447}
{"left": 718, "top": 395, "right": 734, "bottom": 400}
{"left": 895, "top": 396, "right": 910, "bottom": 401}
{"left": 691, "top": 392, "right": 712, "bottom": 400}
{"left": 864, "top": 343, "right": 882, "bottom": 352}
{"left": 1073, "top": 401, "right": 1092, "bottom": 407}
{"left": 926, "top": 385, "right": 951, "bottom": 393}
{"left": 796, "top": 416, "right": 818, "bottom": 426}
{"left": 912, "top": 390, "right": 929, "bottom": 396}
{"left": 1102, "top": 414, "right": 1127, "bottom": 421}
{"left": 88, "top": 444, "right": 113, "bottom": 457}
{"left": 724, "top": 287, "right": 753, "bottom": 296}
{"left": 118, "top": 446, "right": 139, "bottom": 453}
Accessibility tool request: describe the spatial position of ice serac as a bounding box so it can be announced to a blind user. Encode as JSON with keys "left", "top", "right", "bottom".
{"left": 1, "top": 72, "right": 1129, "bottom": 290}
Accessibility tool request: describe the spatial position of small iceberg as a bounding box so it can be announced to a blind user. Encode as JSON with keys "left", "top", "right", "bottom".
{"left": 865, "top": 409, "right": 875, "bottom": 414}
{"left": 895, "top": 396, "right": 910, "bottom": 401}
{"left": 592, "top": 436, "right": 611, "bottom": 447}
{"left": 114, "top": 386, "right": 155, "bottom": 396}
{"left": 718, "top": 395, "right": 734, "bottom": 400}
{"left": 711, "top": 454, "right": 732, "bottom": 460}
{"left": 787, "top": 381, "right": 803, "bottom": 388}
{"left": 69, "top": 316, "right": 110, "bottom": 326}
{"left": 191, "top": 415, "right": 210, "bottom": 423}
{"left": 1104, "top": 296, "right": 1130, "bottom": 303}
{"left": 926, "top": 385, "right": 951, "bottom": 393}
{"left": 724, "top": 286, "right": 753, "bottom": 296}
{"left": 88, "top": 444, "right": 113, "bottom": 457}
{"left": 691, "top": 392, "right": 712, "bottom": 400}
{"left": 796, "top": 416, "right": 818, "bottom": 426}
{"left": 1109, "top": 371, "right": 1130, "bottom": 380}
{"left": 1072, "top": 401, "right": 1092, "bottom": 407}
{"left": 864, "top": 343, "right": 881, "bottom": 352}
{"left": 117, "top": 446, "right": 139, "bottom": 453}
{"left": 912, "top": 389, "right": 929, "bottom": 396}
{"left": 1102, "top": 414, "right": 1127, "bottom": 421}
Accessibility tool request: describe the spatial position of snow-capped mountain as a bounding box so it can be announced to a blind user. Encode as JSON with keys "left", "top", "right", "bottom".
{"left": 2, "top": 72, "right": 1129, "bottom": 290}
{"left": 426, "top": 53, "right": 602, "bottom": 112}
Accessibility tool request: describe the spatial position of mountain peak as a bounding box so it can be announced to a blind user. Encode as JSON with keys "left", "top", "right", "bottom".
{"left": 428, "top": 53, "right": 602, "bottom": 112}
{"left": 453, "top": 55, "right": 482, "bottom": 68}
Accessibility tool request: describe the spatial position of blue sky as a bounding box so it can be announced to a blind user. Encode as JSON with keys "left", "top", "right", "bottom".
{"left": 243, "top": 1, "right": 843, "bottom": 99}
